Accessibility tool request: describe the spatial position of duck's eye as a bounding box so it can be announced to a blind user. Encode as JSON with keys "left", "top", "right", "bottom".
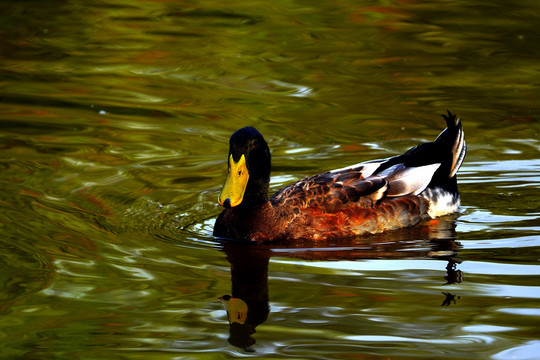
{"left": 251, "top": 140, "right": 258, "bottom": 148}
{"left": 238, "top": 170, "right": 242, "bottom": 176}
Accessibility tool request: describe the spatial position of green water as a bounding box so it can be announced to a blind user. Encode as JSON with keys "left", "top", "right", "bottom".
{"left": 1, "top": 0, "right": 540, "bottom": 359}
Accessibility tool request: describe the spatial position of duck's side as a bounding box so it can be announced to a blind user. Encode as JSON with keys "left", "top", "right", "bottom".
{"left": 213, "top": 111, "right": 466, "bottom": 242}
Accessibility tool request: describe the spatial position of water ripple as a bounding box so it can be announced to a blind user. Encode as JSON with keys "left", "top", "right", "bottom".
{"left": 343, "top": 334, "right": 496, "bottom": 345}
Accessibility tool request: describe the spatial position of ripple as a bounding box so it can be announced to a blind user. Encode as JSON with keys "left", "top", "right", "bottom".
{"left": 458, "top": 235, "right": 540, "bottom": 249}
{"left": 497, "top": 308, "right": 540, "bottom": 316}
{"left": 119, "top": 197, "right": 218, "bottom": 249}
{"left": 0, "top": 239, "right": 53, "bottom": 313}
{"left": 461, "top": 324, "right": 516, "bottom": 333}
{"left": 280, "top": 259, "right": 446, "bottom": 273}
{"left": 460, "top": 261, "right": 540, "bottom": 276}
{"left": 277, "top": 334, "right": 498, "bottom": 358}
{"left": 475, "top": 284, "right": 540, "bottom": 299}
{"left": 269, "top": 80, "right": 314, "bottom": 98}
{"left": 343, "top": 334, "right": 496, "bottom": 345}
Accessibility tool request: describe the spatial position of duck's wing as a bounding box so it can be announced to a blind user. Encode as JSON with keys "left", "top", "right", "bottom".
{"left": 270, "top": 161, "right": 440, "bottom": 211}
{"left": 271, "top": 165, "right": 384, "bottom": 210}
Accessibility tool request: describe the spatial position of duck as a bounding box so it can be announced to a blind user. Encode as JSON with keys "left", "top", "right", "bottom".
{"left": 213, "top": 111, "right": 466, "bottom": 242}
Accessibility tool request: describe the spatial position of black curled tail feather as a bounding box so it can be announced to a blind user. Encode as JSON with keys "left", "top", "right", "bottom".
{"left": 437, "top": 110, "right": 466, "bottom": 179}
{"left": 425, "top": 110, "right": 466, "bottom": 197}
{"left": 374, "top": 111, "right": 466, "bottom": 196}
{"left": 442, "top": 109, "right": 460, "bottom": 128}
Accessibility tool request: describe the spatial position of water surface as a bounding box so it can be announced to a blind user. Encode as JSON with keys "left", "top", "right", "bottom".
{"left": 1, "top": 0, "right": 539, "bottom": 359}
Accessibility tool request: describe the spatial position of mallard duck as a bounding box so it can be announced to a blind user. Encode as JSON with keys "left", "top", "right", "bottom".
{"left": 214, "top": 111, "right": 466, "bottom": 242}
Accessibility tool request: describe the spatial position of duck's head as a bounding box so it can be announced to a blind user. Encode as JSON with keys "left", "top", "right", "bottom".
{"left": 218, "top": 127, "right": 271, "bottom": 209}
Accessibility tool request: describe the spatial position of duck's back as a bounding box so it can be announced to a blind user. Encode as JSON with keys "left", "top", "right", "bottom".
{"left": 269, "top": 164, "right": 434, "bottom": 240}
{"left": 268, "top": 111, "right": 466, "bottom": 241}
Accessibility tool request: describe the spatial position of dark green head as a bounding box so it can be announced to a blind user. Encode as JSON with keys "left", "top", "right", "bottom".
{"left": 218, "top": 127, "right": 271, "bottom": 208}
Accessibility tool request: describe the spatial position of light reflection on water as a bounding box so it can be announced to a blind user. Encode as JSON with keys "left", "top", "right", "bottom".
{"left": 493, "top": 341, "right": 540, "bottom": 360}
{"left": 281, "top": 258, "right": 540, "bottom": 277}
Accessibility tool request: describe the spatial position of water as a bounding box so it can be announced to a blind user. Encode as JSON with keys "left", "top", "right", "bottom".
{"left": 1, "top": 0, "right": 539, "bottom": 358}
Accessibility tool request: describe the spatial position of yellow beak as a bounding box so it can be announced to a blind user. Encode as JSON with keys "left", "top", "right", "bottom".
{"left": 218, "top": 154, "right": 249, "bottom": 208}
{"left": 218, "top": 296, "right": 248, "bottom": 325}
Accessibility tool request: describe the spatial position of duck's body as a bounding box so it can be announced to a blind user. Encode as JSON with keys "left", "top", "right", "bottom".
{"left": 214, "top": 111, "right": 466, "bottom": 242}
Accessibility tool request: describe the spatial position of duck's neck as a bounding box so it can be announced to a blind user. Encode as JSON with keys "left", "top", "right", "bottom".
{"left": 237, "top": 173, "right": 269, "bottom": 208}
{"left": 223, "top": 200, "right": 275, "bottom": 242}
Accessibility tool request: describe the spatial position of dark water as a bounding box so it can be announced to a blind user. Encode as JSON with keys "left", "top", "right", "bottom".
{"left": 1, "top": 0, "right": 540, "bottom": 358}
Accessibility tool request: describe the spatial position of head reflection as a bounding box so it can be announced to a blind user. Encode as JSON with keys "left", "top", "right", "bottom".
{"left": 219, "top": 242, "right": 270, "bottom": 350}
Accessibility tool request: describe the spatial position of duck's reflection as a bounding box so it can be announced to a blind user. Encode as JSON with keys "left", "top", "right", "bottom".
{"left": 441, "top": 291, "right": 460, "bottom": 306}
{"left": 218, "top": 242, "right": 270, "bottom": 350}
{"left": 444, "top": 258, "right": 463, "bottom": 285}
{"left": 217, "top": 216, "right": 463, "bottom": 351}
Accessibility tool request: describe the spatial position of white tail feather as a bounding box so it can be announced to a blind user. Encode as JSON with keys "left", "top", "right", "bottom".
{"left": 385, "top": 163, "right": 441, "bottom": 197}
